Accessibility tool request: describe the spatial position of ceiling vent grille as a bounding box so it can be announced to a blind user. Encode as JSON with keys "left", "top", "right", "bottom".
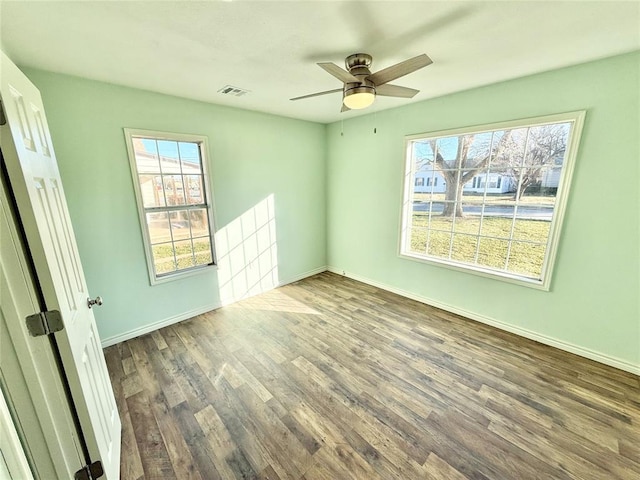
{"left": 217, "top": 85, "right": 250, "bottom": 97}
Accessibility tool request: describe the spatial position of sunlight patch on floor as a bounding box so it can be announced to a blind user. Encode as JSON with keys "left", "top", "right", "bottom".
{"left": 227, "top": 288, "right": 320, "bottom": 315}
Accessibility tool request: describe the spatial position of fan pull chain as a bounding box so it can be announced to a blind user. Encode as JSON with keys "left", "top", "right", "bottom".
{"left": 374, "top": 109, "right": 377, "bottom": 134}
{"left": 341, "top": 118, "right": 344, "bottom": 137}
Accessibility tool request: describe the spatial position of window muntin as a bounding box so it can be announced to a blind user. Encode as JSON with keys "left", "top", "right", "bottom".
{"left": 124, "top": 129, "right": 215, "bottom": 283}
{"left": 400, "top": 112, "right": 584, "bottom": 289}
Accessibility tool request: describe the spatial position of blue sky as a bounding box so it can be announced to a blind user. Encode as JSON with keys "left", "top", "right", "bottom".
{"left": 142, "top": 139, "right": 199, "bottom": 164}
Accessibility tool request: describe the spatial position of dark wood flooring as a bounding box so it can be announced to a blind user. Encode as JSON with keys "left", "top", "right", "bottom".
{"left": 104, "top": 272, "right": 640, "bottom": 480}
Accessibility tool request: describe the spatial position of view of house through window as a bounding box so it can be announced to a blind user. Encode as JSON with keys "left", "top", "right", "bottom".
{"left": 400, "top": 112, "right": 584, "bottom": 288}
{"left": 125, "top": 130, "right": 215, "bottom": 282}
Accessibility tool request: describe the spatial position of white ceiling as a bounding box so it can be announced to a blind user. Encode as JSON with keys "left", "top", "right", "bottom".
{"left": 1, "top": 1, "right": 639, "bottom": 124}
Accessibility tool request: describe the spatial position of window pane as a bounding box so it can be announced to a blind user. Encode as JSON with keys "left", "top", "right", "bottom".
{"left": 413, "top": 193, "right": 444, "bottom": 207}
{"left": 464, "top": 132, "right": 493, "bottom": 169}
{"left": 462, "top": 172, "right": 489, "bottom": 200}
{"left": 435, "top": 136, "right": 459, "bottom": 165}
{"left": 152, "top": 243, "right": 176, "bottom": 275}
{"left": 164, "top": 175, "right": 186, "bottom": 205}
{"left": 520, "top": 167, "right": 559, "bottom": 205}
{"left": 479, "top": 209, "right": 516, "bottom": 239}
{"left": 133, "top": 138, "right": 160, "bottom": 173}
{"left": 193, "top": 237, "right": 213, "bottom": 266}
{"left": 508, "top": 241, "right": 547, "bottom": 279}
{"left": 428, "top": 215, "right": 453, "bottom": 233}
{"left": 427, "top": 230, "right": 452, "bottom": 259}
{"left": 146, "top": 212, "right": 171, "bottom": 244}
{"left": 493, "top": 128, "right": 528, "bottom": 169}
{"left": 451, "top": 233, "right": 478, "bottom": 263}
{"left": 158, "top": 140, "right": 181, "bottom": 173}
{"left": 477, "top": 238, "right": 509, "bottom": 270}
{"left": 452, "top": 214, "right": 481, "bottom": 235}
{"left": 512, "top": 217, "right": 551, "bottom": 242}
{"left": 189, "top": 209, "right": 209, "bottom": 238}
{"left": 174, "top": 240, "right": 195, "bottom": 269}
{"left": 178, "top": 142, "right": 201, "bottom": 170}
{"left": 409, "top": 214, "right": 429, "bottom": 253}
{"left": 139, "top": 175, "right": 165, "bottom": 208}
{"left": 433, "top": 201, "right": 462, "bottom": 218}
{"left": 185, "top": 175, "right": 204, "bottom": 204}
{"left": 169, "top": 210, "right": 191, "bottom": 240}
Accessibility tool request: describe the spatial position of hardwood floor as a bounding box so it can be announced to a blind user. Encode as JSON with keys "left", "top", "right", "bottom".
{"left": 104, "top": 272, "right": 640, "bottom": 480}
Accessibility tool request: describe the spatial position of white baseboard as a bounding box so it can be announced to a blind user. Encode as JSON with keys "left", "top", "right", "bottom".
{"left": 326, "top": 266, "right": 640, "bottom": 376}
{"left": 100, "top": 302, "right": 222, "bottom": 348}
{"left": 100, "top": 266, "right": 329, "bottom": 348}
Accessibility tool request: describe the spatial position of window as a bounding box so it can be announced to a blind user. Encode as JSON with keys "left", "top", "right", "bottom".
{"left": 415, "top": 177, "right": 425, "bottom": 187}
{"left": 400, "top": 111, "right": 585, "bottom": 289}
{"left": 124, "top": 129, "right": 216, "bottom": 284}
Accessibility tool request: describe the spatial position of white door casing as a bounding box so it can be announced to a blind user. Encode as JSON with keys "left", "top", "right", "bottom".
{"left": 0, "top": 385, "right": 33, "bottom": 480}
{"left": 0, "top": 52, "right": 121, "bottom": 479}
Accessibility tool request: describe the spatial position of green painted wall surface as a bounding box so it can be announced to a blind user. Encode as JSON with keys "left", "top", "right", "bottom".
{"left": 326, "top": 52, "right": 640, "bottom": 367}
{"left": 24, "top": 69, "right": 326, "bottom": 342}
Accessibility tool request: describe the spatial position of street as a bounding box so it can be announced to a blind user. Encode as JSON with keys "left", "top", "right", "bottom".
{"left": 413, "top": 202, "right": 553, "bottom": 220}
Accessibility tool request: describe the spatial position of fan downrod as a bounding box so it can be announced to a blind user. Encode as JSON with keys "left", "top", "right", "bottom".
{"left": 345, "top": 53, "right": 373, "bottom": 72}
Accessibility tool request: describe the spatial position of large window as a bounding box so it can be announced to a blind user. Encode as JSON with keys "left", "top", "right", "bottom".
{"left": 400, "top": 112, "right": 585, "bottom": 289}
{"left": 124, "top": 129, "right": 216, "bottom": 284}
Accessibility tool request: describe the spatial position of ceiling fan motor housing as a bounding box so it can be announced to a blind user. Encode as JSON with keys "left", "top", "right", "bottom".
{"left": 345, "top": 53, "right": 375, "bottom": 96}
{"left": 343, "top": 79, "right": 375, "bottom": 97}
{"left": 345, "top": 53, "right": 373, "bottom": 70}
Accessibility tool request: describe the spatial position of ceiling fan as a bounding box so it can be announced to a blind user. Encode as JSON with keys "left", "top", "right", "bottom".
{"left": 290, "top": 53, "right": 433, "bottom": 112}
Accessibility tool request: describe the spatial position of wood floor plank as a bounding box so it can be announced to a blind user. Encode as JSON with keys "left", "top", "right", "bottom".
{"left": 105, "top": 272, "right": 640, "bottom": 480}
{"left": 126, "top": 391, "right": 177, "bottom": 480}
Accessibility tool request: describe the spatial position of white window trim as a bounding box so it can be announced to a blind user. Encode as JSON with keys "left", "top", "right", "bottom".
{"left": 398, "top": 111, "right": 586, "bottom": 291}
{"left": 123, "top": 128, "right": 217, "bottom": 285}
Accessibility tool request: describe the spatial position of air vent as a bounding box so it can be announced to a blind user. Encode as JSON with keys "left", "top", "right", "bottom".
{"left": 217, "top": 85, "right": 250, "bottom": 97}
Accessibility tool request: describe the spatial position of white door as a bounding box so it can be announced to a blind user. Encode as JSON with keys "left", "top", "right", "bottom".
{"left": 0, "top": 52, "right": 121, "bottom": 479}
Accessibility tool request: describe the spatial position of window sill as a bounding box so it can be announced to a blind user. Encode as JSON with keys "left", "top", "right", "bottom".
{"left": 149, "top": 263, "right": 217, "bottom": 286}
{"left": 398, "top": 251, "right": 550, "bottom": 291}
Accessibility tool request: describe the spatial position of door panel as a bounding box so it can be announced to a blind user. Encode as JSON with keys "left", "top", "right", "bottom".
{"left": 0, "top": 52, "right": 121, "bottom": 479}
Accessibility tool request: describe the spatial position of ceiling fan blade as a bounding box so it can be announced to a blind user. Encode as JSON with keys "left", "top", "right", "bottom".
{"left": 290, "top": 88, "right": 343, "bottom": 101}
{"left": 367, "top": 54, "right": 433, "bottom": 86}
{"left": 341, "top": 103, "right": 350, "bottom": 113}
{"left": 318, "top": 62, "right": 360, "bottom": 84}
{"left": 375, "top": 84, "right": 420, "bottom": 98}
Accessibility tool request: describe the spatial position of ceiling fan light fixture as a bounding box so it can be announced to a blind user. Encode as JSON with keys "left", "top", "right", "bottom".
{"left": 343, "top": 85, "right": 376, "bottom": 110}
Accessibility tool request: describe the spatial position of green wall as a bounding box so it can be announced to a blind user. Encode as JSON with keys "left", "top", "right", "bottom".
{"left": 24, "top": 69, "right": 327, "bottom": 343}
{"left": 326, "top": 52, "right": 640, "bottom": 370}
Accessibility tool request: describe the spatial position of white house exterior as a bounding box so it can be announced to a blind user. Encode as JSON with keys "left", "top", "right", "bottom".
{"left": 413, "top": 165, "right": 560, "bottom": 194}
{"left": 541, "top": 166, "right": 561, "bottom": 188}
{"left": 413, "top": 168, "right": 514, "bottom": 194}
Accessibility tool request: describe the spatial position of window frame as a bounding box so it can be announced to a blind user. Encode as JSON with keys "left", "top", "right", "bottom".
{"left": 124, "top": 128, "right": 217, "bottom": 285}
{"left": 398, "top": 111, "right": 586, "bottom": 291}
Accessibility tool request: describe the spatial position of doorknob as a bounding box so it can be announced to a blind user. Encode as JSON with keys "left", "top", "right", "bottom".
{"left": 87, "top": 296, "right": 103, "bottom": 309}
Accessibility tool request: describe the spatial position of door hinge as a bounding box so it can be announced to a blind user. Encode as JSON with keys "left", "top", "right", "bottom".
{"left": 25, "top": 310, "right": 63, "bottom": 336}
{"left": 74, "top": 461, "right": 104, "bottom": 480}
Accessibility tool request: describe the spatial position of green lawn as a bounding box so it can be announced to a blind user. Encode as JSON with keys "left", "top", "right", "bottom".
{"left": 409, "top": 215, "right": 549, "bottom": 278}
{"left": 152, "top": 239, "right": 212, "bottom": 273}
